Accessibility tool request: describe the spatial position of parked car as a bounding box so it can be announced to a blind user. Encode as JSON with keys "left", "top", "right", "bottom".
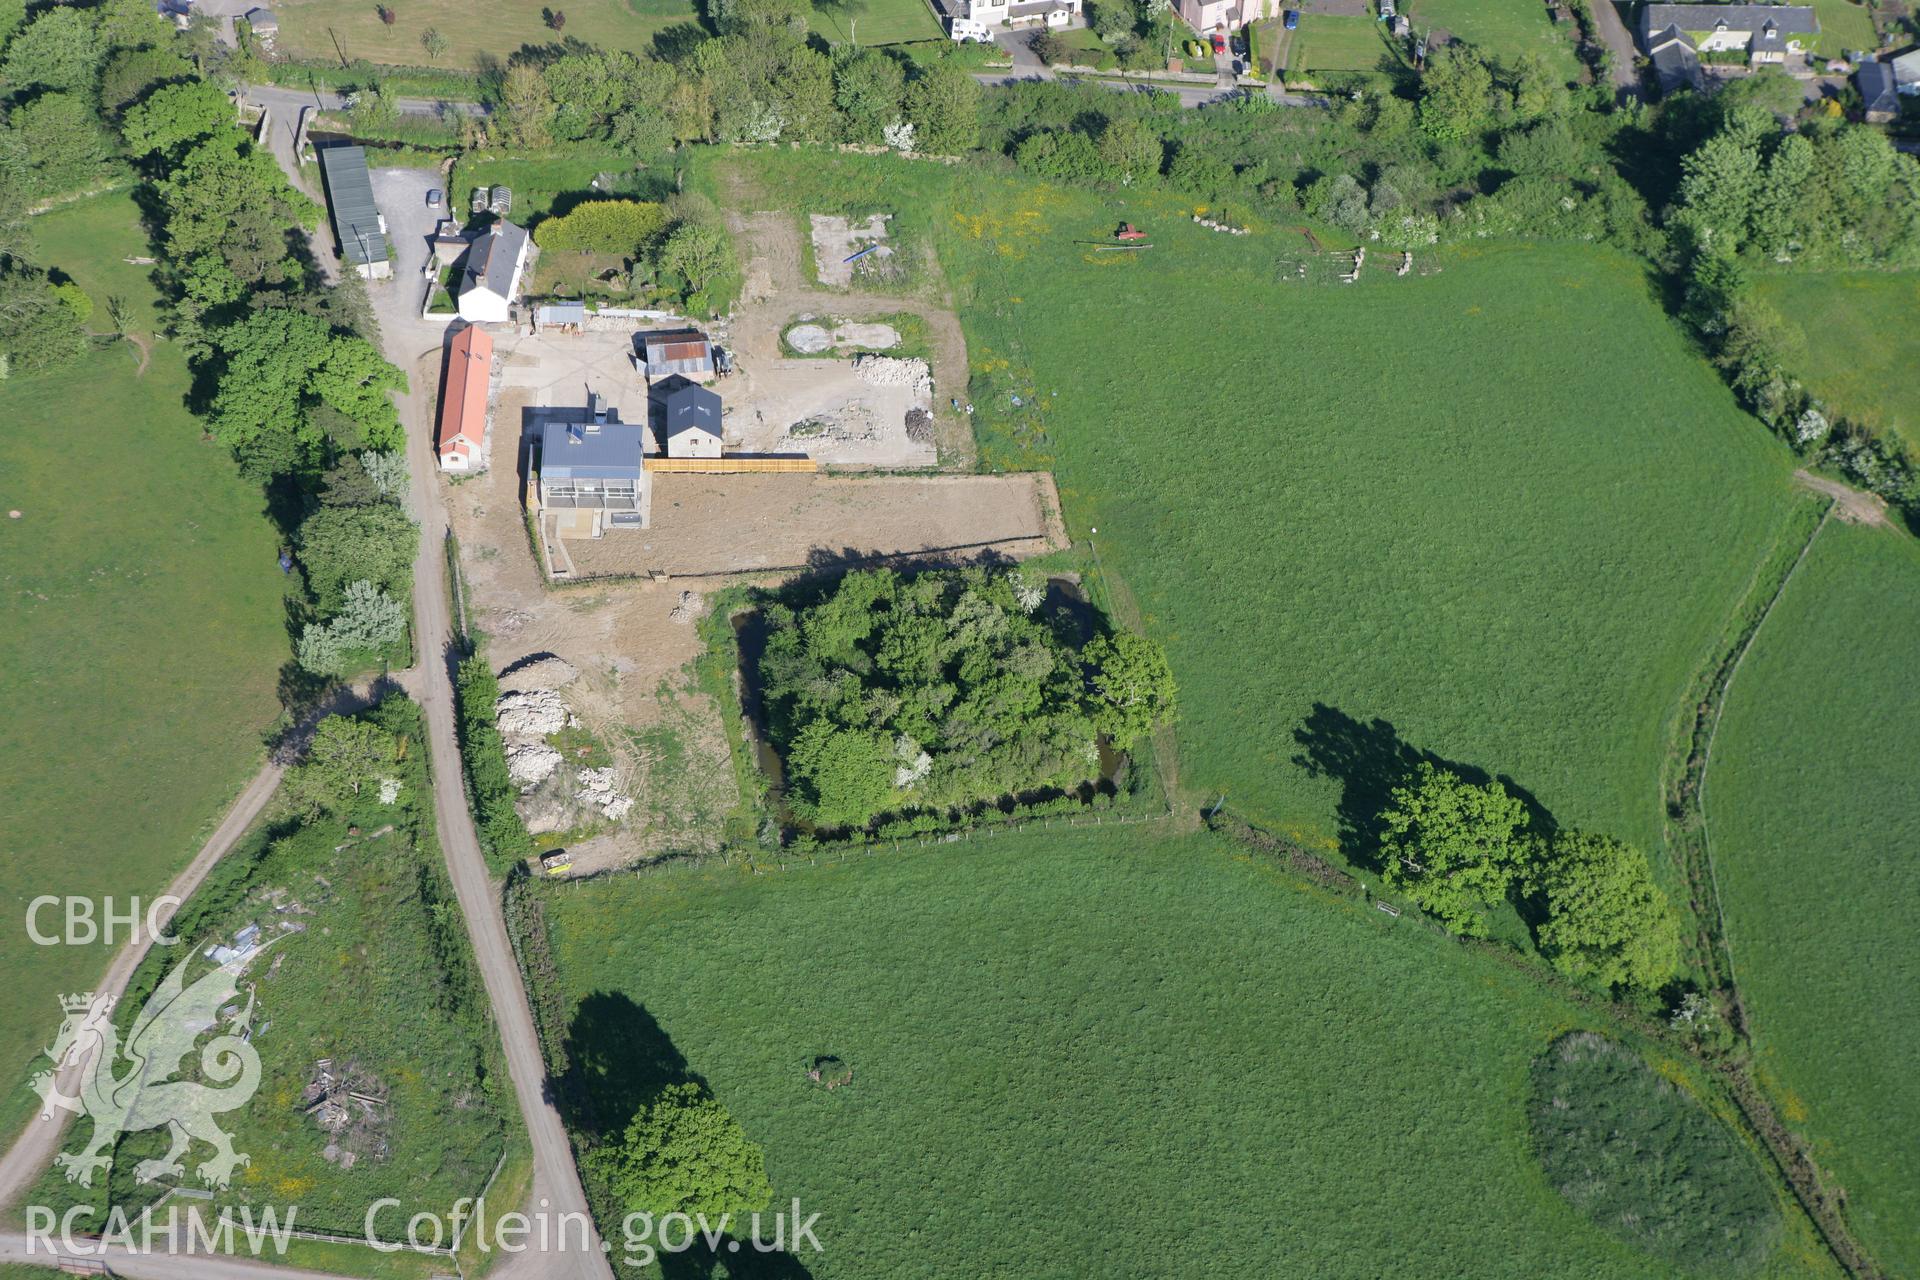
{"left": 426, "top": 189, "right": 442, "bottom": 208}
{"left": 1210, "top": 30, "right": 1226, "bottom": 52}
{"left": 1283, "top": 8, "right": 1299, "bottom": 29}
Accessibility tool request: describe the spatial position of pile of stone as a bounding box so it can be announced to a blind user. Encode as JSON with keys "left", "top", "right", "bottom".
{"left": 575, "top": 768, "right": 635, "bottom": 822}
{"left": 853, "top": 354, "right": 933, "bottom": 402}
{"left": 1192, "top": 214, "right": 1249, "bottom": 236}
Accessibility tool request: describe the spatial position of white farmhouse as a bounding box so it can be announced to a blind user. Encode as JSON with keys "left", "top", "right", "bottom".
{"left": 458, "top": 220, "right": 531, "bottom": 324}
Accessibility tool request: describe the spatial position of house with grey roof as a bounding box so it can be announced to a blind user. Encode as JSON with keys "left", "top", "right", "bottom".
{"left": 536, "top": 395, "right": 649, "bottom": 532}
{"left": 1892, "top": 47, "right": 1920, "bottom": 95}
{"left": 316, "top": 145, "right": 390, "bottom": 280}
{"left": 657, "top": 379, "right": 723, "bottom": 459}
{"left": 459, "top": 219, "right": 531, "bottom": 324}
{"left": 1637, "top": 5, "right": 1818, "bottom": 71}
{"left": 1858, "top": 61, "right": 1900, "bottom": 122}
{"left": 1645, "top": 23, "right": 1706, "bottom": 93}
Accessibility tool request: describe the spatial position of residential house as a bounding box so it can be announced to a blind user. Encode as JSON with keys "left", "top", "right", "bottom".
{"left": 1892, "top": 47, "right": 1920, "bottom": 95}
{"left": 638, "top": 329, "right": 714, "bottom": 380}
{"left": 947, "top": 0, "right": 1081, "bottom": 42}
{"left": 1637, "top": 5, "right": 1818, "bottom": 71}
{"left": 435, "top": 325, "right": 492, "bottom": 471}
{"left": 1176, "top": 0, "right": 1263, "bottom": 37}
{"left": 536, "top": 398, "right": 649, "bottom": 532}
{"left": 1644, "top": 23, "right": 1705, "bottom": 93}
{"left": 458, "top": 219, "right": 531, "bottom": 324}
{"left": 316, "top": 145, "right": 390, "bottom": 280}
{"left": 658, "top": 380, "right": 724, "bottom": 459}
{"left": 1858, "top": 60, "right": 1900, "bottom": 121}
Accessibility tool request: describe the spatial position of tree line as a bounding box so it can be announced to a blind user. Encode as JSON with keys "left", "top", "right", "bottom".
{"left": 0, "top": 0, "right": 418, "bottom": 693}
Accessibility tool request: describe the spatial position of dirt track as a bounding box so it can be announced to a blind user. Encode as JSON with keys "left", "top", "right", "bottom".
{"left": 1794, "top": 468, "right": 1893, "bottom": 528}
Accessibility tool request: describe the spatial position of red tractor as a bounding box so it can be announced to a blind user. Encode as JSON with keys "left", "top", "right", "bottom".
{"left": 1114, "top": 223, "right": 1147, "bottom": 241}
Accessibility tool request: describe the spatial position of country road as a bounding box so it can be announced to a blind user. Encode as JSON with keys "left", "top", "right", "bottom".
{"left": 368, "top": 156, "right": 613, "bottom": 1280}
{"left": 0, "top": 684, "right": 387, "bottom": 1216}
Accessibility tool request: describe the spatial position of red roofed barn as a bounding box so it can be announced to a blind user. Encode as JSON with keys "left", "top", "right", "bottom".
{"left": 436, "top": 324, "right": 492, "bottom": 471}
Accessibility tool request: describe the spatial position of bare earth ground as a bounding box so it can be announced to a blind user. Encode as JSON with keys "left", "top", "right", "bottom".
{"left": 731, "top": 205, "right": 976, "bottom": 468}
{"left": 441, "top": 188, "right": 1061, "bottom": 873}
{"left": 1794, "top": 468, "right": 1892, "bottom": 528}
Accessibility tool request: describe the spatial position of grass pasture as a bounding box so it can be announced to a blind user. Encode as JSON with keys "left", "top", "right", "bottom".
{"left": 1706, "top": 521, "right": 1920, "bottom": 1278}
{"left": 1409, "top": 0, "right": 1582, "bottom": 81}
{"left": 707, "top": 146, "right": 1800, "bottom": 908}
{"left": 1752, "top": 270, "right": 1920, "bottom": 453}
{"left": 0, "top": 192, "right": 288, "bottom": 1143}
{"left": 535, "top": 828, "right": 1833, "bottom": 1278}
{"left": 1287, "top": 12, "right": 1389, "bottom": 73}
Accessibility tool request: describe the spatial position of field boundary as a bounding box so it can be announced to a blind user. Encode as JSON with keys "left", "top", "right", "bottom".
{"left": 1656, "top": 497, "right": 1894, "bottom": 1280}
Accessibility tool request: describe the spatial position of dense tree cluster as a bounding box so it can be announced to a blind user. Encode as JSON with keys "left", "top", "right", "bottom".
{"left": 1378, "top": 763, "right": 1680, "bottom": 992}
{"left": 756, "top": 567, "right": 1174, "bottom": 831}
{"left": 586, "top": 1081, "right": 772, "bottom": 1222}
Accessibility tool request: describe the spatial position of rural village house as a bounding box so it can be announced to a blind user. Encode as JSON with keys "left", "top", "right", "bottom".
{"left": 1858, "top": 61, "right": 1900, "bottom": 122}
{"left": 1638, "top": 4, "right": 1818, "bottom": 92}
{"left": 1893, "top": 47, "right": 1920, "bottom": 95}
{"left": 459, "top": 220, "right": 531, "bottom": 324}
{"left": 659, "top": 380, "right": 724, "bottom": 459}
{"left": 947, "top": 0, "right": 1080, "bottom": 42}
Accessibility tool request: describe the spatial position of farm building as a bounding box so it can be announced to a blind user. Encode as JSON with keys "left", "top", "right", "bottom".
{"left": 659, "top": 380, "right": 724, "bottom": 459}
{"left": 1859, "top": 61, "right": 1900, "bottom": 122}
{"left": 316, "top": 146, "right": 390, "bottom": 280}
{"left": 536, "top": 301, "right": 586, "bottom": 332}
{"left": 435, "top": 325, "right": 492, "bottom": 472}
{"left": 536, "top": 399, "right": 649, "bottom": 532}
{"left": 244, "top": 6, "right": 277, "bottom": 39}
{"left": 638, "top": 329, "right": 714, "bottom": 380}
{"left": 1637, "top": 5, "right": 1817, "bottom": 69}
{"left": 459, "top": 220, "right": 531, "bottom": 324}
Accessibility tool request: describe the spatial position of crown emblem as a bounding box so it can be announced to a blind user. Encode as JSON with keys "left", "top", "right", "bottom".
{"left": 61, "top": 992, "right": 107, "bottom": 1014}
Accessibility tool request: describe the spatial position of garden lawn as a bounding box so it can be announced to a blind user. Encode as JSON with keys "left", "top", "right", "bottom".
{"left": 1289, "top": 12, "right": 1389, "bottom": 72}
{"left": 1808, "top": 0, "right": 1876, "bottom": 56}
{"left": 450, "top": 150, "right": 665, "bottom": 230}
{"left": 1409, "top": 0, "right": 1582, "bottom": 81}
{"left": 271, "top": 0, "right": 699, "bottom": 68}
{"left": 1752, "top": 271, "right": 1920, "bottom": 453}
{"left": 1705, "top": 520, "right": 1920, "bottom": 1279}
{"left": 536, "top": 828, "right": 1833, "bottom": 1279}
{"left": 808, "top": 0, "right": 942, "bottom": 47}
{"left": 0, "top": 194, "right": 287, "bottom": 1144}
{"left": 1413, "top": 0, "right": 1574, "bottom": 81}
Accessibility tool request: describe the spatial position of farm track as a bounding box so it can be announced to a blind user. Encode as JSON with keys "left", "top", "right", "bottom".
{"left": 1656, "top": 496, "right": 1891, "bottom": 1280}
{"left": 0, "top": 681, "right": 387, "bottom": 1225}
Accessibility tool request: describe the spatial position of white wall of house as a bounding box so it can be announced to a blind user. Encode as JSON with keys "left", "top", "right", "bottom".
{"left": 668, "top": 428, "right": 722, "bottom": 460}
{"left": 458, "top": 239, "right": 529, "bottom": 325}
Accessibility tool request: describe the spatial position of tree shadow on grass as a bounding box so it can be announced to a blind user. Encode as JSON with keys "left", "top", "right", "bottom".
{"left": 558, "top": 990, "right": 699, "bottom": 1138}
{"left": 1290, "top": 702, "right": 1558, "bottom": 873}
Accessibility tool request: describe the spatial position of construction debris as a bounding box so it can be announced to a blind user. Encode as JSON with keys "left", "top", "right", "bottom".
{"left": 495, "top": 688, "right": 574, "bottom": 736}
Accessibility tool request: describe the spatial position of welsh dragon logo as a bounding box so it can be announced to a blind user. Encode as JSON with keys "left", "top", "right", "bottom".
{"left": 33, "top": 945, "right": 273, "bottom": 1190}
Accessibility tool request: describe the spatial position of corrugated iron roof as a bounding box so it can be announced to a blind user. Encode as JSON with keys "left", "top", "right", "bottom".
{"left": 317, "top": 145, "right": 388, "bottom": 267}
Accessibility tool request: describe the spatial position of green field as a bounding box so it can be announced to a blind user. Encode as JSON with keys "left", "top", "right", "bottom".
{"left": 704, "top": 150, "right": 1802, "bottom": 895}
{"left": 1706, "top": 521, "right": 1920, "bottom": 1278}
{"left": 0, "top": 192, "right": 289, "bottom": 1141}
{"left": 1753, "top": 271, "right": 1920, "bottom": 453}
{"left": 1410, "top": 0, "right": 1582, "bottom": 80}
{"left": 535, "top": 829, "right": 1832, "bottom": 1278}
{"left": 273, "top": 0, "right": 938, "bottom": 68}
{"left": 1288, "top": 12, "right": 1389, "bottom": 73}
